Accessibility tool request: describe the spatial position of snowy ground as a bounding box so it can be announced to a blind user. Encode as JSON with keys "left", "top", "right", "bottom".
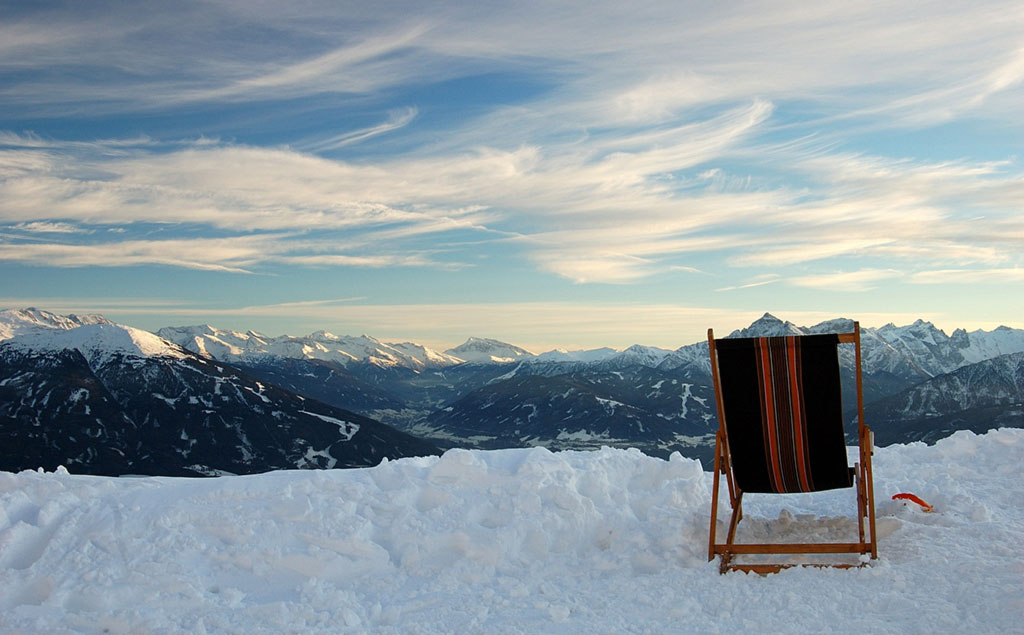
{"left": 1, "top": 429, "right": 1022, "bottom": 634}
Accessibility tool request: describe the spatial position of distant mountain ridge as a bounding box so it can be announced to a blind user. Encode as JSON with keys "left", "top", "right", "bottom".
{"left": 3, "top": 308, "right": 1023, "bottom": 469}
{"left": 148, "top": 311, "right": 1024, "bottom": 382}
{"left": 0, "top": 307, "right": 112, "bottom": 340}
{"left": 0, "top": 309, "right": 439, "bottom": 475}
{"left": 443, "top": 337, "right": 535, "bottom": 364}
{"left": 718, "top": 313, "right": 1024, "bottom": 381}
{"left": 865, "top": 351, "right": 1024, "bottom": 446}
{"left": 157, "top": 324, "right": 463, "bottom": 370}
{"left": 149, "top": 311, "right": 1023, "bottom": 458}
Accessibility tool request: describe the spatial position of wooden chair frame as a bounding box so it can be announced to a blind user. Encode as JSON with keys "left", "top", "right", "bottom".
{"left": 707, "top": 322, "right": 877, "bottom": 574}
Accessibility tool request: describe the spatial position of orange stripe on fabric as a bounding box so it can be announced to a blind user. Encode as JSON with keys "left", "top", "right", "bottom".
{"left": 754, "top": 341, "right": 774, "bottom": 492}
{"left": 787, "top": 337, "right": 811, "bottom": 492}
{"left": 759, "top": 338, "right": 784, "bottom": 493}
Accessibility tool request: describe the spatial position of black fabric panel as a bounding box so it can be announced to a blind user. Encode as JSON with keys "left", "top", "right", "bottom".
{"left": 715, "top": 334, "right": 852, "bottom": 493}
{"left": 795, "top": 335, "right": 853, "bottom": 491}
{"left": 715, "top": 338, "right": 773, "bottom": 493}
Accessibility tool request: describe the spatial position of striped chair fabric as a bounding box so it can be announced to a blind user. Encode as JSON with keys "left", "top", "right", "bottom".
{"left": 714, "top": 334, "right": 852, "bottom": 494}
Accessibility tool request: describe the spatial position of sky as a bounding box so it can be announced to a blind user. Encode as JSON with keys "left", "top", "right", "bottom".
{"left": 1, "top": 1, "right": 1023, "bottom": 352}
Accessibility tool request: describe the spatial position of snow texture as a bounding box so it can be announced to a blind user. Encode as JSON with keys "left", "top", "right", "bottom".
{"left": 4, "top": 323, "right": 187, "bottom": 367}
{"left": 157, "top": 325, "right": 464, "bottom": 370}
{"left": 1, "top": 429, "right": 1022, "bottom": 633}
{"left": 445, "top": 337, "right": 536, "bottom": 364}
{"left": 0, "top": 308, "right": 111, "bottom": 341}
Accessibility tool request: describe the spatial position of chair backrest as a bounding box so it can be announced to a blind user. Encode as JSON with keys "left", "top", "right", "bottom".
{"left": 712, "top": 334, "right": 852, "bottom": 494}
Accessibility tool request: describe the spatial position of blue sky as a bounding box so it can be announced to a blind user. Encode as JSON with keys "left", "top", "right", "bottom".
{"left": 1, "top": 1, "right": 1022, "bottom": 351}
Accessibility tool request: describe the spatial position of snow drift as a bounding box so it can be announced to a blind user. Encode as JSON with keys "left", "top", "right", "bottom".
{"left": 1, "top": 429, "right": 1022, "bottom": 633}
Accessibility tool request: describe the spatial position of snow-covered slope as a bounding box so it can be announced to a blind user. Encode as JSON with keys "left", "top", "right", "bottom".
{"left": 535, "top": 347, "right": 618, "bottom": 363}
{"left": 157, "top": 324, "right": 463, "bottom": 370}
{"left": 0, "top": 307, "right": 112, "bottom": 340}
{"left": 728, "top": 312, "right": 807, "bottom": 338}
{"left": 153, "top": 324, "right": 270, "bottom": 360}
{"left": 4, "top": 322, "right": 187, "bottom": 367}
{"left": 1, "top": 308, "right": 189, "bottom": 371}
{"left": 871, "top": 319, "right": 1024, "bottom": 378}
{"left": 598, "top": 344, "right": 674, "bottom": 369}
{"left": 445, "top": 336, "right": 536, "bottom": 364}
{"left": 1, "top": 429, "right": 1020, "bottom": 633}
{"left": 864, "top": 352, "right": 1024, "bottom": 445}
{"left": 955, "top": 325, "right": 1024, "bottom": 365}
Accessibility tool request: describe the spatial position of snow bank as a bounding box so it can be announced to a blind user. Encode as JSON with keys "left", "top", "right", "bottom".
{"left": 1, "top": 430, "right": 1022, "bottom": 633}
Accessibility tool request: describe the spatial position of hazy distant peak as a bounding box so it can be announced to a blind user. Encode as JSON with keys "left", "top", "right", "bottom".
{"left": 535, "top": 347, "right": 618, "bottom": 363}
{"left": 308, "top": 330, "right": 340, "bottom": 341}
{"left": 0, "top": 307, "right": 113, "bottom": 340}
{"left": 728, "top": 313, "right": 802, "bottom": 338}
{"left": 445, "top": 337, "right": 535, "bottom": 364}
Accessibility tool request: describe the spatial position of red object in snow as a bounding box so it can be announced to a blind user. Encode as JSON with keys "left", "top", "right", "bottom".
{"left": 892, "top": 493, "right": 934, "bottom": 512}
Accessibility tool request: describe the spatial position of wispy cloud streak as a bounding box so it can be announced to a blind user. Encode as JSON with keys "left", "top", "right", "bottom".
{"left": 300, "top": 108, "right": 419, "bottom": 152}
{"left": 0, "top": 0, "right": 1021, "bottom": 295}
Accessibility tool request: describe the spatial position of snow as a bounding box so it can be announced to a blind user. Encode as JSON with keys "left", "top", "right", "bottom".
{"left": 609, "top": 344, "right": 674, "bottom": 367}
{"left": 959, "top": 326, "right": 1024, "bottom": 365}
{"left": 1, "top": 308, "right": 187, "bottom": 366}
{"left": 300, "top": 410, "right": 360, "bottom": 440}
{"left": 3, "top": 322, "right": 187, "bottom": 365}
{"left": 445, "top": 337, "right": 535, "bottom": 364}
{"left": 156, "top": 325, "right": 462, "bottom": 370}
{"left": 536, "top": 347, "right": 619, "bottom": 363}
{"left": 0, "top": 308, "right": 111, "bottom": 341}
{"left": 1, "top": 429, "right": 1022, "bottom": 633}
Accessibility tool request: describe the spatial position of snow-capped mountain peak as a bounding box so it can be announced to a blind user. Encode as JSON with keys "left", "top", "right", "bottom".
{"left": 2, "top": 321, "right": 187, "bottom": 367}
{"left": 444, "top": 337, "right": 535, "bottom": 364}
{"left": 0, "top": 307, "right": 112, "bottom": 340}
{"left": 605, "top": 344, "right": 673, "bottom": 368}
{"left": 535, "top": 347, "right": 619, "bottom": 363}
{"left": 157, "top": 323, "right": 461, "bottom": 370}
{"left": 309, "top": 330, "right": 341, "bottom": 341}
{"left": 155, "top": 324, "right": 262, "bottom": 360}
{"left": 388, "top": 341, "right": 466, "bottom": 367}
{"left": 1, "top": 308, "right": 186, "bottom": 366}
{"left": 728, "top": 312, "right": 804, "bottom": 338}
{"left": 955, "top": 325, "right": 1024, "bottom": 366}
{"left": 807, "top": 318, "right": 856, "bottom": 334}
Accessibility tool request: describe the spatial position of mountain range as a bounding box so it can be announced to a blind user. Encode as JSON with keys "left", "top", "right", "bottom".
{"left": 2, "top": 307, "right": 1023, "bottom": 475}
{"left": 0, "top": 309, "right": 438, "bottom": 475}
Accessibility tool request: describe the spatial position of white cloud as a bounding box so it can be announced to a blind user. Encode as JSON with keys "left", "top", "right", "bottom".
{"left": 0, "top": 236, "right": 286, "bottom": 273}
{"left": 9, "top": 221, "right": 88, "bottom": 234}
{"left": 0, "top": 102, "right": 776, "bottom": 280}
{"left": 1, "top": 116, "right": 1022, "bottom": 282}
{"left": 909, "top": 268, "right": 1024, "bottom": 284}
{"left": 2, "top": 1, "right": 1020, "bottom": 127}
{"left": 789, "top": 269, "right": 904, "bottom": 292}
{"left": 1, "top": 3, "right": 1023, "bottom": 286}
{"left": 716, "top": 274, "right": 781, "bottom": 292}
{"left": 280, "top": 253, "right": 464, "bottom": 270}
{"left": 300, "top": 107, "right": 419, "bottom": 152}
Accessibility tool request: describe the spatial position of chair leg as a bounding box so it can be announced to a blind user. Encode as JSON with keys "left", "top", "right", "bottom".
{"left": 858, "top": 428, "right": 878, "bottom": 559}
{"left": 855, "top": 462, "right": 866, "bottom": 546}
{"left": 708, "top": 430, "right": 725, "bottom": 562}
{"left": 726, "top": 491, "right": 743, "bottom": 548}
{"left": 864, "top": 445, "right": 878, "bottom": 559}
{"left": 708, "top": 457, "right": 721, "bottom": 561}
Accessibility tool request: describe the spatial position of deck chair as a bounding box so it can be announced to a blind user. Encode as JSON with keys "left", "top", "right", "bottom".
{"left": 707, "top": 322, "right": 877, "bottom": 574}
